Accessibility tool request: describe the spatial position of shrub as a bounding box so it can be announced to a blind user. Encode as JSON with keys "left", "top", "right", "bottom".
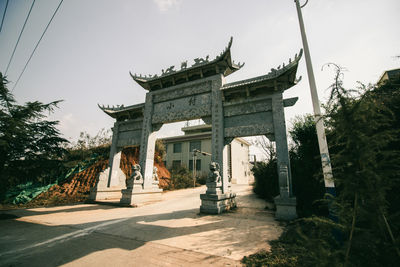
{"left": 251, "top": 160, "right": 279, "bottom": 202}
{"left": 166, "top": 165, "right": 194, "bottom": 190}
{"left": 290, "top": 115, "right": 327, "bottom": 217}
{"left": 242, "top": 216, "right": 344, "bottom": 267}
{"left": 251, "top": 115, "right": 326, "bottom": 216}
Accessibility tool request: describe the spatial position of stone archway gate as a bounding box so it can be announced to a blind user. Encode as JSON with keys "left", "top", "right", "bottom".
{"left": 90, "top": 38, "right": 302, "bottom": 220}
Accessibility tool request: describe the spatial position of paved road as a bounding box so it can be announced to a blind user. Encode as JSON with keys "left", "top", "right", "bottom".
{"left": 0, "top": 185, "right": 282, "bottom": 267}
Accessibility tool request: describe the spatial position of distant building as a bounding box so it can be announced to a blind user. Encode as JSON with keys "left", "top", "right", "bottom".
{"left": 162, "top": 124, "right": 254, "bottom": 184}
{"left": 377, "top": 68, "right": 400, "bottom": 86}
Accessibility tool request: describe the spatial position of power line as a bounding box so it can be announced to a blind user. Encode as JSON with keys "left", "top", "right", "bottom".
{"left": 5, "top": 0, "right": 36, "bottom": 75}
{"left": 12, "top": 0, "right": 64, "bottom": 92}
{"left": 0, "top": 0, "right": 9, "bottom": 33}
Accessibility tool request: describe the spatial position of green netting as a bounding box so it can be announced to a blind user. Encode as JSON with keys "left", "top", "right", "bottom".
{"left": 4, "top": 182, "right": 57, "bottom": 205}
{"left": 4, "top": 153, "right": 104, "bottom": 205}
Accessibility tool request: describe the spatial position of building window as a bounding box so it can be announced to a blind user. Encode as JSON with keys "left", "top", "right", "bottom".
{"left": 172, "top": 160, "right": 181, "bottom": 170}
{"left": 190, "top": 141, "right": 201, "bottom": 152}
{"left": 173, "top": 143, "right": 182, "bottom": 153}
{"left": 189, "top": 159, "right": 201, "bottom": 171}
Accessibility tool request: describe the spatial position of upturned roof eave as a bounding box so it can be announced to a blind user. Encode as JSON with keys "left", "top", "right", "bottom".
{"left": 98, "top": 103, "right": 145, "bottom": 118}
{"left": 221, "top": 49, "right": 303, "bottom": 91}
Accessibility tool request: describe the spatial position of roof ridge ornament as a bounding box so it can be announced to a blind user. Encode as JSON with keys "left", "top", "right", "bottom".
{"left": 181, "top": 61, "right": 187, "bottom": 69}
{"left": 130, "top": 36, "right": 242, "bottom": 90}
{"left": 162, "top": 65, "right": 176, "bottom": 76}
{"left": 192, "top": 55, "right": 210, "bottom": 67}
{"left": 268, "top": 48, "right": 303, "bottom": 76}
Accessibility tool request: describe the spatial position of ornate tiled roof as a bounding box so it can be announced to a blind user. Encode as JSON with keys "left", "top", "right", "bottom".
{"left": 130, "top": 37, "right": 244, "bottom": 91}
{"left": 99, "top": 45, "right": 303, "bottom": 120}
{"left": 222, "top": 49, "right": 303, "bottom": 90}
{"left": 98, "top": 103, "right": 144, "bottom": 119}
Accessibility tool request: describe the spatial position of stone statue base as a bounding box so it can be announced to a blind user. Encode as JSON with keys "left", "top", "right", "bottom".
{"left": 89, "top": 186, "right": 124, "bottom": 201}
{"left": 200, "top": 182, "right": 236, "bottom": 214}
{"left": 200, "top": 192, "right": 237, "bottom": 214}
{"left": 120, "top": 187, "right": 163, "bottom": 206}
{"left": 89, "top": 166, "right": 126, "bottom": 201}
{"left": 152, "top": 180, "right": 160, "bottom": 189}
{"left": 274, "top": 195, "right": 297, "bottom": 220}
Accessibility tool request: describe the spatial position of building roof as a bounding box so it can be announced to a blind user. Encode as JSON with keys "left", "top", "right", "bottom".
{"left": 162, "top": 132, "right": 211, "bottom": 143}
{"left": 378, "top": 68, "right": 400, "bottom": 85}
{"left": 162, "top": 124, "right": 250, "bottom": 147}
{"left": 234, "top": 137, "right": 251, "bottom": 146}
{"left": 182, "top": 124, "right": 212, "bottom": 135}
{"left": 221, "top": 49, "right": 303, "bottom": 91}
{"left": 98, "top": 102, "right": 144, "bottom": 120}
{"left": 98, "top": 40, "right": 303, "bottom": 120}
{"left": 130, "top": 37, "right": 244, "bottom": 91}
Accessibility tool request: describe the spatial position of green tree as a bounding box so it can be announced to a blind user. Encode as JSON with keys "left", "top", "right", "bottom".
{"left": 0, "top": 73, "right": 68, "bottom": 198}
{"left": 290, "top": 115, "right": 326, "bottom": 217}
{"left": 325, "top": 65, "right": 400, "bottom": 265}
{"left": 245, "top": 67, "right": 400, "bottom": 266}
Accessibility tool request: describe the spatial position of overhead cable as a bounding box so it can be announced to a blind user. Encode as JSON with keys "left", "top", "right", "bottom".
{"left": 0, "top": 0, "right": 9, "bottom": 33}
{"left": 12, "top": 0, "right": 64, "bottom": 92}
{"left": 5, "top": 0, "right": 36, "bottom": 75}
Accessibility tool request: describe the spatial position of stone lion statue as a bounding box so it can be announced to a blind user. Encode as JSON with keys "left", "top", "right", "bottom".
{"left": 207, "top": 162, "right": 221, "bottom": 183}
{"left": 132, "top": 164, "right": 142, "bottom": 180}
{"left": 126, "top": 164, "right": 142, "bottom": 189}
{"left": 153, "top": 166, "right": 158, "bottom": 181}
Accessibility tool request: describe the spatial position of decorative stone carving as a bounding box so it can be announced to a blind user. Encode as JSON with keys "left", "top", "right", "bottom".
{"left": 181, "top": 61, "right": 187, "bottom": 69}
{"left": 152, "top": 166, "right": 159, "bottom": 185}
{"left": 162, "top": 65, "right": 175, "bottom": 75}
{"left": 193, "top": 55, "right": 210, "bottom": 66}
{"left": 133, "top": 164, "right": 143, "bottom": 180}
{"left": 207, "top": 162, "right": 222, "bottom": 184}
{"left": 126, "top": 164, "right": 143, "bottom": 189}
{"left": 97, "top": 39, "right": 303, "bottom": 219}
{"left": 152, "top": 79, "right": 212, "bottom": 103}
{"left": 279, "top": 164, "right": 290, "bottom": 198}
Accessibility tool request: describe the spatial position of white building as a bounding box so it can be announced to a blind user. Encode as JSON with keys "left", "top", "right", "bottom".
{"left": 162, "top": 124, "right": 254, "bottom": 184}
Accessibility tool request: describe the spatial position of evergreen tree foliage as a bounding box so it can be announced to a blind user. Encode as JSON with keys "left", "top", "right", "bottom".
{"left": 247, "top": 67, "right": 400, "bottom": 266}
{"left": 290, "top": 115, "right": 327, "bottom": 217}
{"left": 252, "top": 115, "right": 326, "bottom": 216}
{"left": 0, "top": 73, "right": 68, "bottom": 198}
{"left": 252, "top": 159, "right": 279, "bottom": 202}
{"left": 325, "top": 65, "right": 400, "bottom": 265}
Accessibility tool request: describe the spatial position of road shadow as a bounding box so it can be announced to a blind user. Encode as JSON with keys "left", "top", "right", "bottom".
{"left": 0, "top": 187, "right": 278, "bottom": 266}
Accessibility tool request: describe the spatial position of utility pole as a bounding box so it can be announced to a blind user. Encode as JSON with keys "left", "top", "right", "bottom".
{"left": 294, "top": 0, "right": 336, "bottom": 196}
{"left": 193, "top": 151, "right": 197, "bottom": 188}
{"left": 192, "top": 149, "right": 212, "bottom": 188}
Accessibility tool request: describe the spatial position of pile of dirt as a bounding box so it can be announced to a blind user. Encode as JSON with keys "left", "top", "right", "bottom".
{"left": 30, "top": 147, "right": 170, "bottom": 206}
{"left": 120, "top": 147, "right": 171, "bottom": 189}
{"left": 30, "top": 159, "right": 109, "bottom": 206}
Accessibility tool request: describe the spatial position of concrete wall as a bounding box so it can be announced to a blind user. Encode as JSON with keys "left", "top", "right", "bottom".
{"left": 230, "top": 139, "right": 254, "bottom": 185}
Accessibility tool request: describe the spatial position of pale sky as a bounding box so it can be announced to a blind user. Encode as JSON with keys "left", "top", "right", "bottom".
{"left": 1, "top": 0, "right": 399, "bottom": 152}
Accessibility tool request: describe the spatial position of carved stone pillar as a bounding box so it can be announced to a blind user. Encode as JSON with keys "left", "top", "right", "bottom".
{"left": 271, "top": 92, "right": 297, "bottom": 220}
{"left": 200, "top": 75, "right": 236, "bottom": 214}
{"left": 139, "top": 92, "right": 156, "bottom": 189}
{"left": 141, "top": 131, "right": 158, "bottom": 189}
{"left": 120, "top": 93, "right": 162, "bottom": 206}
